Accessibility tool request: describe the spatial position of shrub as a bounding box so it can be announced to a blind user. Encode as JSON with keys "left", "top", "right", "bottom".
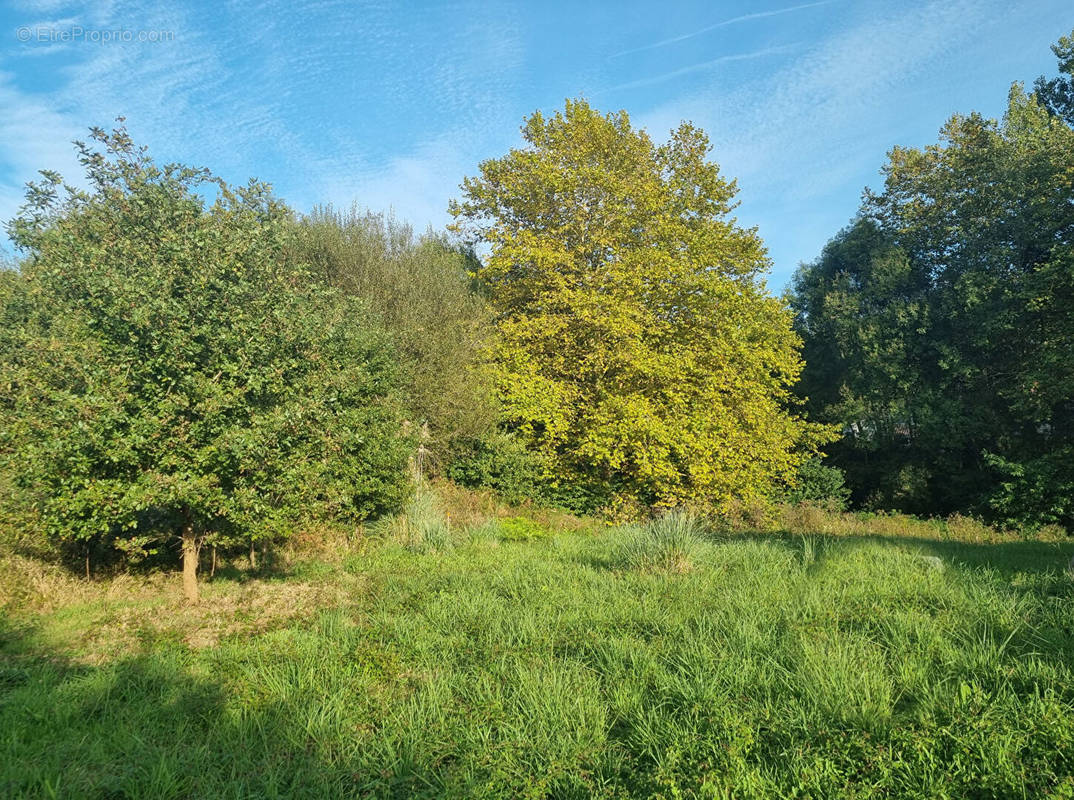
{"left": 445, "top": 431, "right": 546, "bottom": 506}
{"left": 717, "top": 497, "right": 781, "bottom": 533}
{"left": 984, "top": 449, "right": 1074, "bottom": 531}
{"left": 782, "top": 457, "right": 851, "bottom": 510}
{"left": 496, "top": 517, "right": 547, "bottom": 541}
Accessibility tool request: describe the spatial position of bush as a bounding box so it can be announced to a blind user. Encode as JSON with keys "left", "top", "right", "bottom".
{"left": 496, "top": 517, "right": 547, "bottom": 541}
{"left": 782, "top": 457, "right": 851, "bottom": 510}
{"left": 445, "top": 431, "right": 546, "bottom": 506}
{"left": 984, "top": 449, "right": 1074, "bottom": 531}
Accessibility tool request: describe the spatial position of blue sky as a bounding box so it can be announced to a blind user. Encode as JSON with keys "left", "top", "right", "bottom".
{"left": 1, "top": 0, "right": 1069, "bottom": 289}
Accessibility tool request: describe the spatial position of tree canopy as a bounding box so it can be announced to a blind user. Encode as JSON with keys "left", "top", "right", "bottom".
{"left": 1035, "top": 29, "right": 1074, "bottom": 125}
{"left": 792, "top": 40, "right": 1074, "bottom": 526}
{"left": 290, "top": 206, "right": 498, "bottom": 465}
{"left": 0, "top": 125, "right": 412, "bottom": 599}
{"left": 451, "top": 99, "right": 828, "bottom": 515}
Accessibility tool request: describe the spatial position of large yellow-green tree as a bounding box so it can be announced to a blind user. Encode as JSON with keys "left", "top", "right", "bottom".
{"left": 450, "top": 99, "right": 827, "bottom": 514}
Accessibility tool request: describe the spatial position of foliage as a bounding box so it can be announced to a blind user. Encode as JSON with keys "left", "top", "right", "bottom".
{"left": 781, "top": 456, "right": 851, "bottom": 510}
{"left": 792, "top": 46, "right": 1074, "bottom": 525}
{"left": 1035, "top": 28, "right": 1074, "bottom": 125}
{"left": 292, "top": 206, "right": 498, "bottom": 463}
{"left": 451, "top": 99, "right": 829, "bottom": 515}
{"left": 443, "top": 430, "right": 546, "bottom": 506}
{"left": 460, "top": 515, "right": 546, "bottom": 544}
{"left": 4, "top": 523, "right": 1074, "bottom": 797}
{"left": 984, "top": 448, "right": 1074, "bottom": 531}
{"left": 494, "top": 516, "right": 547, "bottom": 541}
{"left": 0, "top": 124, "right": 412, "bottom": 577}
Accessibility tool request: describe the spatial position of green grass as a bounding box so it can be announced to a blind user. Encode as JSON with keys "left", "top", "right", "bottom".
{"left": 618, "top": 510, "right": 706, "bottom": 573}
{"left": 3, "top": 524, "right": 1074, "bottom": 798}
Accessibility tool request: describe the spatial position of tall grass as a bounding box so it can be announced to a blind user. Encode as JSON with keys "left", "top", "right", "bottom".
{"left": 723, "top": 500, "right": 1067, "bottom": 543}
{"left": 373, "top": 485, "right": 453, "bottom": 552}
{"left": 3, "top": 511, "right": 1074, "bottom": 797}
{"left": 619, "top": 509, "right": 705, "bottom": 572}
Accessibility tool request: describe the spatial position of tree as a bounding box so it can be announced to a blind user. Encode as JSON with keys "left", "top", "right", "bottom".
{"left": 792, "top": 81, "right": 1074, "bottom": 525}
{"left": 450, "top": 99, "right": 828, "bottom": 515}
{"left": 790, "top": 219, "right": 933, "bottom": 510}
{"left": 0, "top": 124, "right": 412, "bottom": 600}
{"left": 290, "top": 207, "right": 498, "bottom": 465}
{"left": 1035, "top": 28, "right": 1074, "bottom": 126}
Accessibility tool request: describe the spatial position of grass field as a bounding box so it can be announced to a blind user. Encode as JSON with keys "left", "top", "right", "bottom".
{"left": 2, "top": 508, "right": 1074, "bottom": 798}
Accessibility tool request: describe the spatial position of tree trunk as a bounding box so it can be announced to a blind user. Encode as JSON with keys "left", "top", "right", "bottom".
{"left": 182, "top": 521, "right": 200, "bottom": 604}
{"left": 210, "top": 546, "right": 217, "bottom": 579}
{"left": 249, "top": 538, "right": 257, "bottom": 570}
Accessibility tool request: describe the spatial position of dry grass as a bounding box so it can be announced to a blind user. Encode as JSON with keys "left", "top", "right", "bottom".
{"left": 0, "top": 550, "right": 365, "bottom": 663}
{"left": 279, "top": 522, "right": 367, "bottom": 564}
{"left": 431, "top": 479, "right": 591, "bottom": 534}
{"left": 718, "top": 501, "right": 1067, "bottom": 544}
{"left": 0, "top": 551, "right": 99, "bottom": 615}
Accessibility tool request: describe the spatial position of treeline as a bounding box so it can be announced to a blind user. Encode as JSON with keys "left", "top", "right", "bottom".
{"left": 791, "top": 31, "right": 1074, "bottom": 528}
{"left": 3, "top": 32, "right": 1071, "bottom": 597}
{"left": 0, "top": 103, "right": 820, "bottom": 598}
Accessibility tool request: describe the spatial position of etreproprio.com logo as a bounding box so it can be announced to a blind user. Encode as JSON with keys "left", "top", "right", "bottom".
{"left": 16, "top": 25, "right": 175, "bottom": 44}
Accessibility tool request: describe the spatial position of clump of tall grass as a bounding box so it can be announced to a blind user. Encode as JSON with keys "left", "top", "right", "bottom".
{"left": 374, "top": 487, "right": 453, "bottom": 552}
{"left": 620, "top": 510, "right": 705, "bottom": 573}
{"left": 467, "top": 520, "right": 502, "bottom": 547}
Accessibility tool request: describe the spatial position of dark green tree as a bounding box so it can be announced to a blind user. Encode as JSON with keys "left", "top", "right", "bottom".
{"left": 0, "top": 125, "right": 412, "bottom": 600}
{"left": 793, "top": 80, "right": 1074, "bottom": 526}
{"left": 790, "top": 218, "right": 933, "bottom": 510}
{"left": 1035, "top": 29, "right": 1074, "bottom": 125}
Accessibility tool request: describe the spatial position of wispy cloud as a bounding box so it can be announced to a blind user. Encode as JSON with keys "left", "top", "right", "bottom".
{"left": 607, "top": 43, "right": 799, "bottom": 92}
{"left": 0, "top": 0, "right": 526, "bottom": 245}
{"left": 630, "top": 0, "right": 1004, "bottom": 283}
{"left": 611, "top": 1, "right": 830, "bottom": 58}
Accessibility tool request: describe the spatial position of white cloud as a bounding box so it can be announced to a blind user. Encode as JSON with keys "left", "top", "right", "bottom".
{"left": 0, "top": 0, "right": 528, "bottom": 243}
{"left": 618, "top": 0, "right": 1009, "bottom": 284}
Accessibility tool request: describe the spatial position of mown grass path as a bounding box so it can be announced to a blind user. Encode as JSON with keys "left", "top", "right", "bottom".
{"left": 3, "top": 528, "right": 1074, "bottom": 798}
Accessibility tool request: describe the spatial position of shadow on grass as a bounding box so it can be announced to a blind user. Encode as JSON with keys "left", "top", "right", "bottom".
{"left": 1, "top": 614, "right": 527, "bottom": 800}
{"left": 0, "top": 618, "right": 355, "bottom": 799}
{"left": 570, "top": 524, "right": 1074, "bottom": 580}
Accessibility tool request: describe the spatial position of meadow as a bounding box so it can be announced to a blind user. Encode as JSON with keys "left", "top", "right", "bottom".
{"left": 2, "top": 23, "right": 1072, "bottom": 800}
{"left": 3, "top": 495, "right": 1073, "bottom": 799}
